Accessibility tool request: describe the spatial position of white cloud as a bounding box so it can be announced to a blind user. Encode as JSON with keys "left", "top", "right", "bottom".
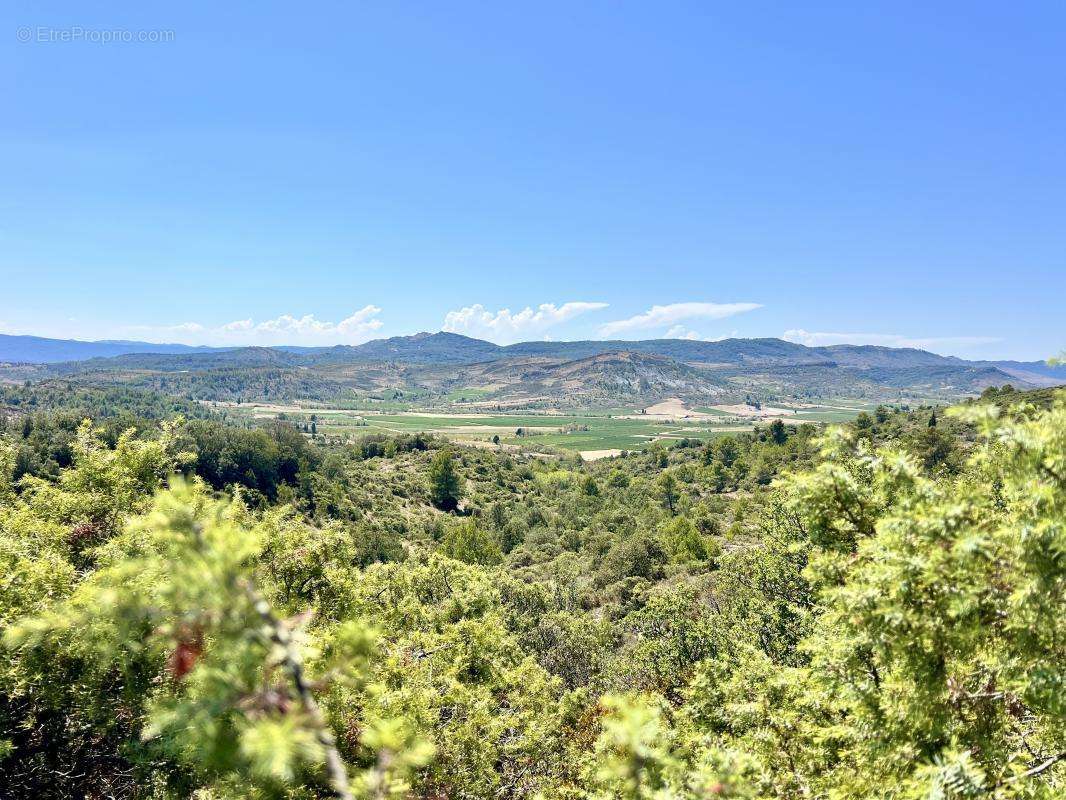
{"left": 666, "top": 325, "right": 700, "bottom": 340}
{"left": 665, "top": 326, "right": 739, "bottom": 342}
{"left": 126, "top": 306, "right": 384, "bottom": 346}
{"left": 782, "top": 329, "right": 1002, "bottom": 353}
{"left": 170, "top": 322, "right": 207, "bottom": 334}
{"left": 442, "top": 301, "right": 608, "bottom": 344}
{"left": 599, "top": 302, "right": 762, "bottom": 338}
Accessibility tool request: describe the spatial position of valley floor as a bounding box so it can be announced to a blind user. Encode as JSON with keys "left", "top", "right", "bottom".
{"left": 208, "top": 396, "right": 871, "bottom": 458}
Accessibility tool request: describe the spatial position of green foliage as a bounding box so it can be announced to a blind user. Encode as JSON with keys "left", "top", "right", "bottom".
{"left": 427, "top": 448, "right": 462, "bottom": 511}
{"left": 658, "top": 515, "right": 712, "bottom": 563}
{"left": 586, "top": 694, "right": 756, "bottom": 799}
{"left": 5, "top": 481, "right": 378, "bottom": 796}
{"left": 440, "top": 518, "right": 502, "bottom": 565}
{"left": 183, "top": 418, "right": 319, "bottom": 500}
{"left": 689, "top": 394, "right": 1066, "bottom": 797}
{"left": 0, "top": 387, "right": 1063, "bottom": 798}
{"left": 656, "top": 470, "right": 680, "bottom": 513}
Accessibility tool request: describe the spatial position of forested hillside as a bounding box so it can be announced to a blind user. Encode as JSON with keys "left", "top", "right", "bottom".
{"left": 0, "top": 384, "right": 1062, "bottom": 798}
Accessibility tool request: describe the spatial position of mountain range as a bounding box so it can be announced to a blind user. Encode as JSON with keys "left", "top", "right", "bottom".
{"left": 1, "top": 331, "right": 1062, "bottom": 407}
{"left": 0, "top": 334, "right": 223, "bottom": 364}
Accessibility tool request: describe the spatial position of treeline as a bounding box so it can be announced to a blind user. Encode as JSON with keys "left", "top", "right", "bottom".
{"left": 36, "top": 365, "right": 355, "bottom": 403}
{"left": 0, "top": 383, "right": 212, "bottom": 482}
{"left": 0, "top": 382, "right": 210, "bottom": 421}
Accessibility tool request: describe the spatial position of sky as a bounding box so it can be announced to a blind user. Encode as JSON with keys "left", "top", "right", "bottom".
{"left": 2, "top": 2, "right": 1063, "bottom": 359}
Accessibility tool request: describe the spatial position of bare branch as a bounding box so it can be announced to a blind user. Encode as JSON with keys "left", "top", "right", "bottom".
{"left": 1003, "top": 751, "right": 1066, "bottom": 785}
{"left": 242, "top": 580, "right": 354, "bottom": 800}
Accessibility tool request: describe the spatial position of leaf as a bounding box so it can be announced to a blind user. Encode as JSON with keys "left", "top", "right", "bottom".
{"left": 238, "top": 714, "right": 324, "bottom": 783}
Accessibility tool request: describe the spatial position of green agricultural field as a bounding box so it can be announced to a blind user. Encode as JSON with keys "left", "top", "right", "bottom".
{"left": 346, "top": 412, "right": 747, "bottom": 452}
{"left": 227, "top": 398, "right": 864, "bottom": 455}
{"left": 354, "top": 413, "right": 585, "bottom": 433}
{"left": 501, "top": 424, "right": 728, "bottom": 452}
{"left": 782, "top": 408, "right": 866, "bottom": 423}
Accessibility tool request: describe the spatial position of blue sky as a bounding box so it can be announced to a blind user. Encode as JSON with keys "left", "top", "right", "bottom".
{"left": 2, "top": 2, "right": 1063, "bottom": 359}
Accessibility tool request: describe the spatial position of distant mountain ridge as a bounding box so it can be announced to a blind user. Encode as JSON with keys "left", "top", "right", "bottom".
{"left": 0, "top": 334, "right": 225, "bottom": 364}
{"left": 305, "top": 332, "right": 503, "bottom": 365}
{"left": 2, "top": 331, "right": 1063, "bottom": 399}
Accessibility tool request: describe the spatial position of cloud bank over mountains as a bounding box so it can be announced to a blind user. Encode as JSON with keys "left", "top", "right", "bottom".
{"left": 598, "top": 302, "right": 762, "bottom": 338}
{"left": 782, "top": 329, "right": 1001, "bottom": 351}
{"left": 442, "top": 302, "right": 608, "bottom": 344}
{"left": 440, "top": 300, "right": 764, "bottom": 344}
{"left": 124, "top": 306, "right": 385, "bottom": 346}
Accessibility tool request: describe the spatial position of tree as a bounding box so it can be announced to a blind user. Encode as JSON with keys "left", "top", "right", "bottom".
{"left": 4, "top": 481, "right": 423, "bottom": 799}
{"left": 701, "top": 398, "right": 1066, "bottom": 798}
{"left": 428, "top": 448, "right": 462, "bottom": 511}
{"left": 659, "top": 516, "right": 709, "bottom": 562}
{"left": 716, "top": 437, "right": 739, "bottom": 467}
{"left": 707, "top": 461, "right": 729, "bottom": 492}
{"left": 440, "top": 518, "right": 502, "bottom": 565}
{"left": 657, "top": 471, "right": 679, "bottom": 514}
{"left": 768, "top": 419, "right": 787, "bottom": 445}
{"left": 915, "top": 424, "right": 956, "bottom": 472}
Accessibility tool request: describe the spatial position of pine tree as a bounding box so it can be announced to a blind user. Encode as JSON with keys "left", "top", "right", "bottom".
{"left": 428, "top": 448, "right": 461, "bottom": 511}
